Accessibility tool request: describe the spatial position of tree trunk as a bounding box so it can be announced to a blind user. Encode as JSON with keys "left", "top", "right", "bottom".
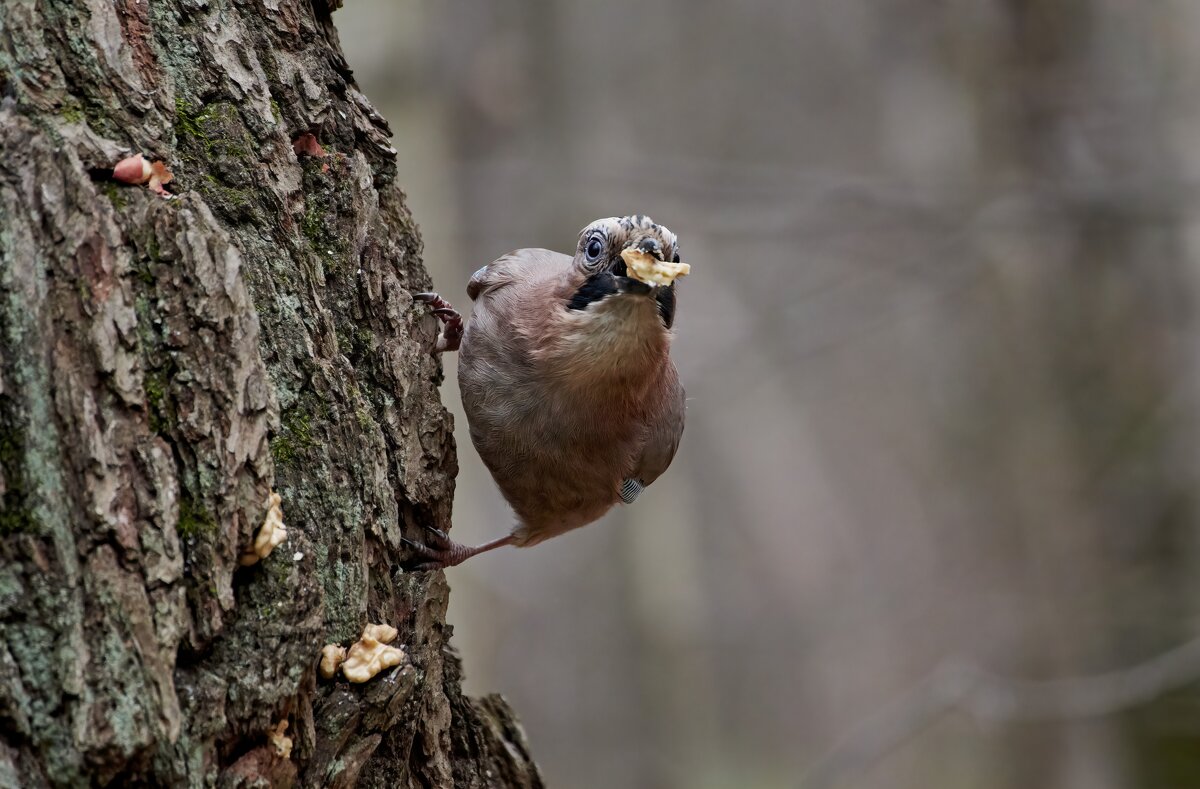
{"left": 0, "top": 1, "right": 541, "bottom": 786}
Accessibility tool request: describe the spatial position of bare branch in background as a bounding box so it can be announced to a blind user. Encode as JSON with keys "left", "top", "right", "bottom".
{"left": 802, "top": 634, "right": 1200, "bottom": 789}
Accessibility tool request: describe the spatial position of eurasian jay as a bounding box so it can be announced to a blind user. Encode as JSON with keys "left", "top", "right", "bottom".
{"left": 408, "top": 215, "right": 687, "bottom": 568}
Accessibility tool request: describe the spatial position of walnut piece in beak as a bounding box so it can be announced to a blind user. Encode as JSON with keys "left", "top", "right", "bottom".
{"left": 620, "top": 248, "right": 691, "bottom": 286}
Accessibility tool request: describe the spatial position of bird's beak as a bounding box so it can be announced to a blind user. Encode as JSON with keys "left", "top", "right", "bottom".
{"left": 634, "top": 237, "right": 666, "bottom": 261}
{"left": 614, "top": 236, "right": 691, "bottom": 294}
{"left": 609, "top": 238, "right": 667, "bottom": 293}
{"left": 611, "top": 237, "right": 667, "bottom": 295}
{"left": 614, "top": 241, "right": 662, "bottom": 293}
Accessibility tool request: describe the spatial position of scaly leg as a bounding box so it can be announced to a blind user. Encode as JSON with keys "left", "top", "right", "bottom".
{"left": 414, "top": 292, "right": 464, "bottom": 353}
{"left": 402, "top": 524, "right": 515, "bottom": 570}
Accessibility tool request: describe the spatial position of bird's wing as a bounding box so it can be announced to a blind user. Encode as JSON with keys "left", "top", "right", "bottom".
{"left": 632, "top": 369, "right": 686, "bottom": 487}
{"left": 467, "top": 248, "right": 568, "bottom": 302}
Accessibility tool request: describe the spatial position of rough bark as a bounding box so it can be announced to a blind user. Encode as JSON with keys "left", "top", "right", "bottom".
{"left": 0, "top": 0, "right": 542, "bottom": 786}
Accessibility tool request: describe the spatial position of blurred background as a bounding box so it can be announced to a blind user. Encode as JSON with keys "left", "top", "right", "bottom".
{"left": 339, "top": 2, "right": 1200, "bottom": 787}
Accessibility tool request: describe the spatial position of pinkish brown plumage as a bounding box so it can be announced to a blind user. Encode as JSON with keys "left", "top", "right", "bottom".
{"left": 408, "top": 216, "right": 686, "bottom": 568}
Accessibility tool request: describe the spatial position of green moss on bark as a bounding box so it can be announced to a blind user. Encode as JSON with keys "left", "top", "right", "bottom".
{"left": 177, "top": 495, "right": 217, "bottom": 539}
{"left": 174, "top": 99, "right": 261, "bottom": 223}
{"left": 0, "top": 399, "right": 37, "bottom": 535}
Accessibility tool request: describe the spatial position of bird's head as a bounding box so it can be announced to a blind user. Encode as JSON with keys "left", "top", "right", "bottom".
{"left": 566, "top": 215, "right": 683, "bottom": 329}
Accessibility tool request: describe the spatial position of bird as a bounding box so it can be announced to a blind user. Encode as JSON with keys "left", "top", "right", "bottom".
{"left": 407, "top": 215, "right": 687, "bottom": 569}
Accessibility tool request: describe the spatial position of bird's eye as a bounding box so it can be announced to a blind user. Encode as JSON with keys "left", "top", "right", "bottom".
{"left": 585, "top": 236, "right": 605, "bottom": 263}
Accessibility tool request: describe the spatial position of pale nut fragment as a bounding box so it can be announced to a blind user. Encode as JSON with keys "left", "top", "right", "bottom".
{"left": 268, "top": 719, "right": 292, "bottom": 760}
{"left": 112, "top": 154, "right": 152, "bottom": 184}
{"left": 112, "top": 154, "right": 175, "bottom": 197}
{"left": 620, "top": 248, "right": 691, "bottom": 286}
{"left": 341, "top": 623, "right": 406, "bottom": 683}
{"left": 239, "top": 491, "right": 287, "bottom": 566}
{"left": 361, "top": 623, "right": 397, "bottom": 643}
{"left": 319, "top": 644, "right": 347, "bottom": 680}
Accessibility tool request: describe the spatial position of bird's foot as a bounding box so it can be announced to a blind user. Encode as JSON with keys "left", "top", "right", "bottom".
{"left": 401, "top": 524, "right": 515, "bottom": 571}
{"left": 414, "top": 292, "right": 463, "bottom": 353}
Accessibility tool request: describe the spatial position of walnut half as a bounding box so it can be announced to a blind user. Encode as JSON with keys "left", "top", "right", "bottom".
{"left": 341, "top": 623, "right": 406, "bottom": 683}
{"left": 620, "top": 248, "right": 691, "bottom": 287}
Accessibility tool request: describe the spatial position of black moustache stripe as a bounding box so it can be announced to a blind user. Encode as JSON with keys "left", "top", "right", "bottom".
{"left": 567, "top": 269, "right": 677, "bottom": 330}
{"left": 656, "top": 284, "right": 676, "bottom": 329}
{"left": 567, "top": 271, "right": 619, "bottom": 311}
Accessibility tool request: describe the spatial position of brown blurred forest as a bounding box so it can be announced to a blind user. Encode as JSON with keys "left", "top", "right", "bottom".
{"left": 340, "top": 2, "right": 1200, "bottom": 787}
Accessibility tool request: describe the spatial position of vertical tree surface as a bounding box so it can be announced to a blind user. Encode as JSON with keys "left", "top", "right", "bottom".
{"left": 0, "top": 0, "right": 541, "bottom": 786}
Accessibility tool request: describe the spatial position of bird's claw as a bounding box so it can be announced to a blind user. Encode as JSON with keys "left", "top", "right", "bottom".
{"left": 400, "top": 523, "right": 515, "bottom": 571}
{"left": 415, "top": 292, "right": 463, "bottom": 353}
{"left": 400, "top": 531, "right": 465, "bottom": 571}
{"left": 419, "top": 523, "right": 452, "bottom": 546}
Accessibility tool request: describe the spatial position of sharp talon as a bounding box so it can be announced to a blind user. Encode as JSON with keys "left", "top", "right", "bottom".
{"left": 420, "top": 523, "right": 452, "bottom": 545}
{"left": 401, "top": 524, "right": 455, "bottom": 570}
{"left": 401, "top": 539, "right": 452, "bottom": 571}
{"left": 414, "top": 291, "right": 464, "bottom": 354}
{"left": 400, "top": 536, "right": 439, "bottom": 559}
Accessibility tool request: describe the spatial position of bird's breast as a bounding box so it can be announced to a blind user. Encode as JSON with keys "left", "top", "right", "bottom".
{"left": 457, "top": 284, "right": 673, "bottom": 541}
{"left": 552, "top": 293, "right": 668, "bottom": 380}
